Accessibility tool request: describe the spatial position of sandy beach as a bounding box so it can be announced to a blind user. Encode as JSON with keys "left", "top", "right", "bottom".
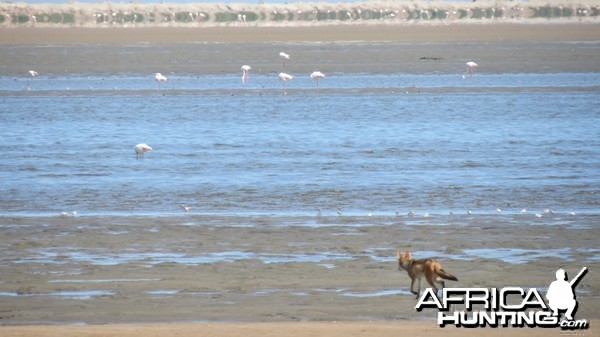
{"left": 1, "top": 6, "right": 599, "bottom": 335}
{"left": 0, "top": 321, "right": 571, "bottom": 337}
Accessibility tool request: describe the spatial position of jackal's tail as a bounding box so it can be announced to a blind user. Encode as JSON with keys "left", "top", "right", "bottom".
{"left": 437, "top": 269, "right": 458, "bottom": 281}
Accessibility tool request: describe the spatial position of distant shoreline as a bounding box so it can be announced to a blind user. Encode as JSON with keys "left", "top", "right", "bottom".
{"left": 0, "top": 1, "right": 598, "bottom": 29}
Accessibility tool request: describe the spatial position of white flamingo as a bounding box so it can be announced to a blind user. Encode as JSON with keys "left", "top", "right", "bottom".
{"left": 279, "top": 51, "right": 290, "bottom": 72}
{"left": 278, "top": 72, "right": 293, "bottom": 96}
{"left": 310, "top": 71, "right": 325, "bottom": 93}
{"left": 26, "top": 70, "right": 38, "bottom": 88}
{"left": 135, "top": 143, "right": 152, "bottom": 159}
{"left": 241, "top": 65, "right": 251, "bottom": 84}
{"left": 463, "top": 61, "right": 479, "bottom": 78}
{"left": 154, "top": 72, "right": 167, "bottom": 89}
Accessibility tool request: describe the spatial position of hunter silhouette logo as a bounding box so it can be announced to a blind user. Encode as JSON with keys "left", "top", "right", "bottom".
{"left": 415, "top": 266, "right": 590, "bottom": 329}
{"left": 547, "top": 267, "right": 587, "bottom": 322}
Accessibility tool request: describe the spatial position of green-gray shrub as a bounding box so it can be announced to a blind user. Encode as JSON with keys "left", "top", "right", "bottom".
{"left": 12, "top": 14, "right": 29, "bottom": 24}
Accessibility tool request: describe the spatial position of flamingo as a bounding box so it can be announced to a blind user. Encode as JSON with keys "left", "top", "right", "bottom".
{"left": 241, "top": 65, "right": 251, "bottom": 84}
{"left": 26, "top": 70, "right": 38, "bottom": 88}
{"left": 463, "top": 61, "right": 478, "bottom": 78}
{"left": 278, "top": 72, "right": 293, "bottom": 96}
{"left": 154, "top": 72, "right": 167, "bottom": 89}
{"left": 135, "top": 143, "right": 152, "bottom": 159}
{"left": 310, "top": 71, "right": 325, "bottom": 93}
{"left": 279, "top": 51, "right": 290, "bottom": 72}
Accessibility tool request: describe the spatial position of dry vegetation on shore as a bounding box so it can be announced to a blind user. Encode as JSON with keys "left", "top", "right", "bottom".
{"left": 0, "top": 1, "right": 598, "bottom": 28}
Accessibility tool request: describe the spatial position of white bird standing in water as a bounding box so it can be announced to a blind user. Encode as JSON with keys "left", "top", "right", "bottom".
{"left": 278, "top": 72, "right": 293, "bottom": 96}
{"left": 135, "top": 143, "right": 152, "bottom": 159}
{"left": 27, "top": 70, "right": 38, "bottom": 88}
{"left": 279, "top": 51, "right": 290, "bottom": 72}
{"left": 463, "top": 61, "right": 478, "bottom": 79}
{"left": 154, "top": 72, "right": 167, "bottom": 89}
{"left": 241, "top": 65, "right": 251, "bottom": 84}
{"left": 310, "top": 71, "right": 325, "bottom": 93}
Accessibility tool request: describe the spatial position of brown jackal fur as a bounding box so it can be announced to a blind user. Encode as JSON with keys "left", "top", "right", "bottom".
{"left": 397, "top": 249, "right": 458, "bottom": 299}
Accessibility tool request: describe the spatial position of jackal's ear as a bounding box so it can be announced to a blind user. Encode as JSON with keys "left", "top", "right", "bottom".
{"left": 396, "top": 249, "right": 401, "bottom": 259}
{"left": 405, "top": 250, "right": 411, "bottom": 258}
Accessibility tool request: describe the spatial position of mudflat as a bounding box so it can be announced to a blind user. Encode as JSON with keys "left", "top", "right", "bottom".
{"left": 1, "top": 24, "right": 599, "bottom": 75}
{"left": 0, "top": 215, "right": 598, "bottom": 327}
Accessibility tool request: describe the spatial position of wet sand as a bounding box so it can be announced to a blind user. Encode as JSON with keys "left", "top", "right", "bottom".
{"left": 1, "top": 24, "right": 599, "bottom": 76}
{"left": 0, "top": 215, "right": 598, "bottom": 329}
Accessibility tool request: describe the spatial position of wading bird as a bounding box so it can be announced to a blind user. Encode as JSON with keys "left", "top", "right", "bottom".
{"left": 154, "top": 72, "right": 167, "bottom": 89}
{"left": 463, "top": 61, "right": 478, "bottom": 78}
{"left": 241, "top": 65, "right": 251, "bottom": 84}
{"left": 279, "top": 52, "right": 290, "bottom": 72}
{"left": 26, "top": 70, "right": 38, "bottom": 88}
{"left": 310, "top": 71, "right": 325, "bottom": 93}
{"left": 278, "top": 72, "right": 293, "bottom": 96}
{"left": 135, "top": 143, "right": 152, "bottom": 159}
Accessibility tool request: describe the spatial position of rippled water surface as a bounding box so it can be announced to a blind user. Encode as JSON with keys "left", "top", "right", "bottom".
{"left": 0, "top": 72, "right": 599, "bottom": 216}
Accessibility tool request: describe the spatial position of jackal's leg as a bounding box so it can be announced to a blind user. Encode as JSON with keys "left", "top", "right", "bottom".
{"left": 414, "top": 278, "right": 422, "bottom": 299}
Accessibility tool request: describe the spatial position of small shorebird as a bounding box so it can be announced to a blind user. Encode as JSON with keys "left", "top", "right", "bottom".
{"left": 154, "top": 72, "right": 167, "bottom": 89}
{"left": 135, "top": 143, "right": 152, "bottom": 159}
{"left": 241, "top": 65, "right": 251, "bottom": 84}
{"left": 180, "top": 204, "right": 191, "bottom": 213}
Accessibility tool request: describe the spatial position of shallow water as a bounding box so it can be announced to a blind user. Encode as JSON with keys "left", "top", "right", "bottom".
{"left": 0, "top": 72, "right": 599, "bottom": 218}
